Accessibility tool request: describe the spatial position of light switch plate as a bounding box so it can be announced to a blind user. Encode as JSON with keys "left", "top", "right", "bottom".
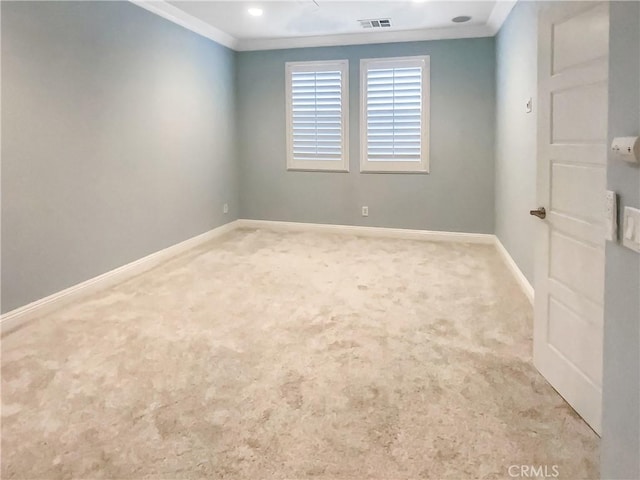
{"left": 525, "top": 97, "right": 533, "bottom": 114}
{"left": 622, "top": 206, "right": 640, "bottom": 253}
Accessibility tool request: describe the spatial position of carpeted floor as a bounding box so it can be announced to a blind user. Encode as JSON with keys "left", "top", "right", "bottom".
{"left": 2, "top": 228, "right": 598, "bottom": 479}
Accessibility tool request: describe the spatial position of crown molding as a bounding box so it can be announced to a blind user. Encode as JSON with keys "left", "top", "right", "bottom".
{"left": 130, "top": 0, "right": 518, "bottom": 52}
{"left": 236, "top": 24, "right": 494, "bottom": 51}
{"left": 129, "top": 0, "right": 239, "bottom": 50}
{"left": 487, "top": 0, "right": 518, "bottom": 34}
{"left": 1, "top": 221, "right": 240, "bottom": 335}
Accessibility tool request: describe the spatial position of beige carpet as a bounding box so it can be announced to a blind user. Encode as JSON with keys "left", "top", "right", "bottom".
{"left": 2, "top": 228, "right": 598, "bottom": 479}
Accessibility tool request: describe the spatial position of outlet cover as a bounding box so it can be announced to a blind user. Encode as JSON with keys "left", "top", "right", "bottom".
{"left": 362, "top": 206, "right": 369, "bottom": 217}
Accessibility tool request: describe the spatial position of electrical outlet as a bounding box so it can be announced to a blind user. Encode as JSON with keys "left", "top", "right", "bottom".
{"left": 362, "top": 206, "right": 369, "bottom": 217}
{"left": 223, "top": 203, "right": 229, "bottom": 214}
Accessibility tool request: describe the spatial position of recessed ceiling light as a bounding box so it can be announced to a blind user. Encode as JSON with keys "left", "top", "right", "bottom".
{"left": 452, "top": 15, "right": 472, "bottom": 23}
{"left": 248, "top": 7, "right": 263, "bottom": 17}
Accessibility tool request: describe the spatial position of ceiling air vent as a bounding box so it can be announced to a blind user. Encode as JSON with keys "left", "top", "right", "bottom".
{"left": 358, "top": 18, "right": 391, "bottom": 29}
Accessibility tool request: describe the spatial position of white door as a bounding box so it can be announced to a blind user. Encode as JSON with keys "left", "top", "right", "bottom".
{"left": 534, "top": 1, "right": 609, "bottom": 435}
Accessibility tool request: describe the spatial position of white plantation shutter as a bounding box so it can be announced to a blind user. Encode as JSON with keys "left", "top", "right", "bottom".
{"left": 286, "top": 60, "right": 349, "bottom": 171}
{"left": 367, "top": 67, "right": 422, "bottom": 161}
{"left": 291, "top": 71, "right": 342, "bottom": 161}
{"left": 360, "top": 56, "right": 430, "bottom": 173}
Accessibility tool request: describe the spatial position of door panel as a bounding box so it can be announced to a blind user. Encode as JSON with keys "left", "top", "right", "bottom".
{"left": 549, "top": 232, "right": 605, "bottom": 300}
{"left": 535, "top": 1, "right": 609, "bottom": 434}
{"left": 552, "top": 3, "right": 609, "bottom": 73}
{"left": 551, "top": 163, "right": 606, "bottom": 223}
{"left": 548, "top": 298, "right": 603, "bottom": 384}
{"left": 551, "top": 84, "right": 608, "bottom": 143}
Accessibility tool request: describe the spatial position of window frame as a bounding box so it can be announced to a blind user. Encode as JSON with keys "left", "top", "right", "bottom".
{"left": 285, "top": 59, "right": 350, "bottom": 172}
{"left": 359, "top": 55, "right": 430, "bottom": 174}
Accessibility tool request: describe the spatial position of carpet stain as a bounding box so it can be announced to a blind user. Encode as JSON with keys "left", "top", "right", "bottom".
{"left": 1, "top": 229, "right": 599, "bottom": 479}
{"left": 280, "top": 371, "right": 305, "bottom": 409}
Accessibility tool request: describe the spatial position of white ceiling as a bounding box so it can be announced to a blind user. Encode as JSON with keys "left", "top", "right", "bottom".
{"left": 132, "top": 0, "right": 517, "bottom": 51}
{"left": 169, "top": 1, "right": 494, "bottom": 38}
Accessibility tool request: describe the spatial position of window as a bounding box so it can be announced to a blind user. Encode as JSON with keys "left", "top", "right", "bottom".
{"left": 285, "top": 60, "right": 349, "bottom": 172}
{"left": 360, "top": 55, "right": 430, "bottom": 173}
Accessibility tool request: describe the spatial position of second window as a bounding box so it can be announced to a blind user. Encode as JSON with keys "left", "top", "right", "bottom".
{"left": 360, "top": 55, "right": 430, "bottom": 173}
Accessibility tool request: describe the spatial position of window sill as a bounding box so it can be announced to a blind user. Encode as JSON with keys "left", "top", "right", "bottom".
{"left": 287, "top": 167, "right": 350, "bottom": 173}
{"left": 360, "top": 168, "right": 429, "bottom": 174}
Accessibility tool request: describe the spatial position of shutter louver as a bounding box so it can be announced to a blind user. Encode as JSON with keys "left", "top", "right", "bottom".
{"left": 291, "top": 70, "right": 343, "bottom": 162}
{"left": 366, "top": 66, "right": 422, "bottom": 162}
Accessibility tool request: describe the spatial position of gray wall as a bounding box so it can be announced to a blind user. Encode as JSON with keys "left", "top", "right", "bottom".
{"left": 601, "top": 2, "right": 640, "bottom": 478}
{"left": 237, "top": 38, "right": 496, "bottom": 233}
{"left": 1, "top": 1, "right": 238, "bottom": 313}
{"left": 494, "top": 0, "right": 538, "bottom": 283}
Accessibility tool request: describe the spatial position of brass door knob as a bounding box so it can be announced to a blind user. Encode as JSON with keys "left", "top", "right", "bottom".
{"left": 530, "top": 207, "right": 546, "bottom": 219}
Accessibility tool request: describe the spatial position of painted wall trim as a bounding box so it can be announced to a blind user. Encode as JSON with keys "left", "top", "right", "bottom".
{"left": 2, "top": 220, "right": 534, "bottom": 335}
{"left": 487, "top": 0, "right": 518, "bottom": 34}
{"left": 494, "top": 237, "right": 535, "bottom": 304}
{"left": 237, "top": 25, "right": 494, "bottom": 52}
{"left": 128, "top": 0, "right": 515, "bottom": 52}
{"left": 239, "top": 221, "right": 533, "bottom": 301}
{"left": 129, "top": 0, "right": 239, "bottom": 49}
{"left": 0, "top": 221, "right": 239, "bottom": 335}
{"left": 236, "top": 219, "right": 496, "bottom": 244}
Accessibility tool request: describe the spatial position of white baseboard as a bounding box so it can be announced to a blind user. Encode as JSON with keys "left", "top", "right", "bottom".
{"left": 493, "top": 238, "right": 534, "bottom": 304}
{"left": 1, "top": 219, "right": 533, "bottom": 335}
{"left": 236, "top": 219, "right": 496, "bottom": 244}
{"left": 238, "top": 220, "right": 534, "bottom": 303}
{"left": 1, "top": 220, "right": 239, "bottom": 335}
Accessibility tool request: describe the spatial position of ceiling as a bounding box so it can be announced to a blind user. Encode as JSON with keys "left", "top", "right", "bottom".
{"left": 132, "top": 0, "right": 516, "bottom": 51}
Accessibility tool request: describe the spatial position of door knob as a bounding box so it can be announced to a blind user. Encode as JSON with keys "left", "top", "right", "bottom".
{"left": 530, "top": 207, "right": 546, "bottom": 219}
